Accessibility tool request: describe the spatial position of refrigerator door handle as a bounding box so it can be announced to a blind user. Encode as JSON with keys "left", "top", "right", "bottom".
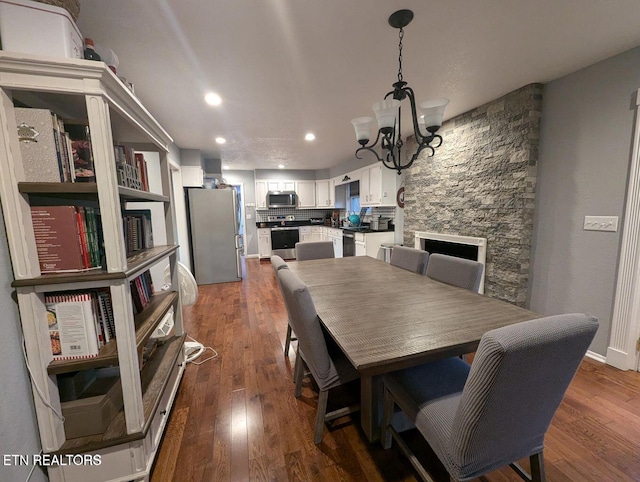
{"left": 236, "top": 248, "right": 242, "bottom": 279}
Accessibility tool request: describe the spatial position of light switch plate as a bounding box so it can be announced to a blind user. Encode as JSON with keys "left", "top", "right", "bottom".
{"left": 584, "top": 216, "right": 618, "bottom": 232}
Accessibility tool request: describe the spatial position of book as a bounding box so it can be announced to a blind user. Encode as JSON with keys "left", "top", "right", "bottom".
{"left": 45, "top": 292, "right": 100, "bottom": 360}
{"left": 65, "top": 124, "right": 96, "bottom": 182}
{"left": 31, "top": 206, "right": 86, "bottom": 273}
{"left": 14, "top": 107, "right": 63, "bottom": 182}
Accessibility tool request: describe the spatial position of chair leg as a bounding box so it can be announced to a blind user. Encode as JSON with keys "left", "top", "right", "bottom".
{"left": 284, "top": 324, "right": 293, "bottom": 356}
{"left": 530, "top": 451, "right": 546, "bottom": 482}
{"left": 314, "top": 389, "right": 329, "bottom": 444}
{"left": 380, "top": 386, "right": 394, "bottom": 449}
{"left": 294, "top": 348, "right": 304, "bottom": 397}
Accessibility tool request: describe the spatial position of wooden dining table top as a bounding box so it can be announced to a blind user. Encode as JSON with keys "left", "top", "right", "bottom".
{"left": 287, "top": 256, "right": 539, "bottom": 376}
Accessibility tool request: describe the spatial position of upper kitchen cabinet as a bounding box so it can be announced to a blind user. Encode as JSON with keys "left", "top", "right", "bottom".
{"left": 360, "top": 164, "right": 397, "bottom": 206}
{"left": 315, "top": 179, "right": 335, "bottom": 208}
{"left": 267, "top": 180, "right": 295, "bottom": 192}
{"left": 256, "top": 180, "right": 268, "bottom": 209}
{"left": 296, "top": 180, "right": 316, "bottom": 208}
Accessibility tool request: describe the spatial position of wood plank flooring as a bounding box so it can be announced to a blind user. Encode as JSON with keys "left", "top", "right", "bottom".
{"left": 151, "top": 258, "right": 640, "bottom": 482}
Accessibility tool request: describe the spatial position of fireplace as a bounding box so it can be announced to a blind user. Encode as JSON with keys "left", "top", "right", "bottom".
{"left": 414, "top": 231, "right": 487, "bottom": 294}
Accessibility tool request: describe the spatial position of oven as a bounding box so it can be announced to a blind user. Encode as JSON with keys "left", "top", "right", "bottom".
{"left": 271, "top": 227, "right": 299, "bottom": 260}
{"left": 343, "top": 231, "right": 355, "bottom": 257}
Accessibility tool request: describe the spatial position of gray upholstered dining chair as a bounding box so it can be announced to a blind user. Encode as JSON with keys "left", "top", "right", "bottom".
{"left": 295, "top": 241, "right": 335, "bottom": 261}
{"left": 278, "top": 268, "right": 360, "bottom": 444}
{"left": 270, "top": 255, "right": 298, "bottom": 357}
{"left": 380, "top": 313, "right": 598, "bottom": 482}
{"left": 425, "top": 253, "right": 483, "bottom": 292}
{"left": 390, "top": 246, "right": 429, "bottom": 275}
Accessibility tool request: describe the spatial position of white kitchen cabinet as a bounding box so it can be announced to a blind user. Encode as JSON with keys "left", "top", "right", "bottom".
{"left": 255, "top": 180, "right": 269, "bottom": 209}
{"left": 311, "top": 226, "right": 324, "bottom": 241}
{"left": 299, "top": 226, "right": 312, "bottom": 242}
{"left": 364, "top": 231, "right": 395, "bottom": 259}
{"left": 360, "top": 164, "right": 398, "bottom": 206}
{"left": 355, "top": 232, "right": 366, "bottom": 256}
{"left": 258, "top": 228, "right": 272, "bottom": 259}
{"left": 266, "top": 180, "right": 296, "bottom": 192}
{"left": 326, "top": 228, "right": 343, "bottom": 258}
{"left": 315, "top": 179, "right": 334, "bottom": 208}
{"left": 297, "top": 180, "right": 316, "bottom": 208}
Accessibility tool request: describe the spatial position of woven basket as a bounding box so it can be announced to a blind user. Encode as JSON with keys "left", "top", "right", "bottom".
{"left": 34, "top": 0, "right": 80, "bottom": 21}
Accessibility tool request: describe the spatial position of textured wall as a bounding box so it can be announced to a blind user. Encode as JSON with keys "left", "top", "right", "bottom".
{"left": 403, "top": 84, "right": 543, "bottom": 305}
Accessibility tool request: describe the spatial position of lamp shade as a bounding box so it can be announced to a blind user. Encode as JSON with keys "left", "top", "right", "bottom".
{"left": 351, "top": 116, "right": 374, "bottom": 142}
{"left": 372, "top": 99, "right": 400, "bottom": 131}
{"left": 419, "top": 98, "right": 449, "bottom": 129}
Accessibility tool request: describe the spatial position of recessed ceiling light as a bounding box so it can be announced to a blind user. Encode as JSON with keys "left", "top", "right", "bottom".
{"left": 278, "top": 164, "right": 285, "bottom": 169}
{"left": 305, "top": 132, "right": 316, "bottom": 141}
{"left": 222, "top": 165, "right": 229, "bottom": 170}
{"left": 205, "top": 92, "right": 222, "bottom": 106}
{"left": 215, "top": 137, "right": 226, "bottom": 144}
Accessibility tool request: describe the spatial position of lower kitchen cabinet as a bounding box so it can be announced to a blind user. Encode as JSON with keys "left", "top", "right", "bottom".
{"left": 258, "top": 228, "right": 272, "bottom": 259}
{"left": 355, "top": 231, "right": 394, "bottom": 259}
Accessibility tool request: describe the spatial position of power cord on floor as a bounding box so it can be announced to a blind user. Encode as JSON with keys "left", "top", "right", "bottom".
{"left": 22, "top": 337, "right": 65, "bottom": 422}
{"left": 185, "top": 335, "right": 218, "bottom": 365}
{"left": 24, "top": 450, "right": 42, "bottom": 482}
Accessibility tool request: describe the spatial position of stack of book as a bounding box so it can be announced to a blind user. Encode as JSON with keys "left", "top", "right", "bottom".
{"left": 45, "top": 289, "right": 114, "bottom": 360}
{"left": 31, "top": 205, "right": 104, "bottom": 273}
{"left": 15, "top": 107, "right": 95, "bottom": 183}
{"left": 114, "top": 145, "right": 149, "bottom": 191}
{"left": 130, "top": 270, "right": 154, "bottom": 315}
{"left": 122, "top": 209, "right": 154, "bottom": 256}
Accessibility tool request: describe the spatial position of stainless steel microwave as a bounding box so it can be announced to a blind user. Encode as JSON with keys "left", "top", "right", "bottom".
{"left": 267, "top": 191, "right": 297, "bottom": 208}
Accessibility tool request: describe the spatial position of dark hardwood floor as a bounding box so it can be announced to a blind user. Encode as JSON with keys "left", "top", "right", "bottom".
{"left": 151, "top": 258, "right": 640, "bottom": 482}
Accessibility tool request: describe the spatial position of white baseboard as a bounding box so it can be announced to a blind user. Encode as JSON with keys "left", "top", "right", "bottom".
{"left": 585, "top": 350, "right": 606, "bottom": 364}
{"left": 244, "top": 254, "right": 259, "bottom": 259}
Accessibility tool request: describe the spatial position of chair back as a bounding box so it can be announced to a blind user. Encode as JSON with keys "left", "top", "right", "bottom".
{"left": 448, "top": 313, "right": 598, "bottom": 477}
{"left": 270, "top": 255, "right": 289, "bottom": 273}
{"left": 426, "top": 253, "right": 483, "bottom": 292}
{"left": 278, "top": 268, "right": 340, "bottom": 389}
{"left": 390, "top": 246, "right": 429, "bottom": 275}
{"left": 296, "top": 241, "right": 335, "bottom": 261}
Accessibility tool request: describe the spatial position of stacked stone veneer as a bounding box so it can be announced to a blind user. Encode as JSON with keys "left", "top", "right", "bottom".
{"left": 404, "top": 83, "right": 543, "bottom": 306}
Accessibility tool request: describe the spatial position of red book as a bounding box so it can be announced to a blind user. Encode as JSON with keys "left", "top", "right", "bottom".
{"left": 75, "top": 207, "right": 91, "bottom": 269}
{"left": 31, "top": 206, "right": 86, "bottom": 273}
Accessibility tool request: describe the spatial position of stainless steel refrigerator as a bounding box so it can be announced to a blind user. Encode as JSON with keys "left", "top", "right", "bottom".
{"left": 186, "top": 188, "right": 243, "bottom": 284}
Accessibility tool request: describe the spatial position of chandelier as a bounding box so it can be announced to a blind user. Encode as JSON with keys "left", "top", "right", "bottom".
{"left": 351, "top": 9, "right": 449, "bottom": 174}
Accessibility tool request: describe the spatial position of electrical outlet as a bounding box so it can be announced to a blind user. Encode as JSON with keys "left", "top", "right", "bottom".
{"left": 583, "top": 216, "right": 618, "bottom": 232}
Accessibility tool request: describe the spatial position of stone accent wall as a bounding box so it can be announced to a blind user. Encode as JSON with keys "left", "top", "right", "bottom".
{"left": 404, "top": 83, "right": 543, "bottom": 305}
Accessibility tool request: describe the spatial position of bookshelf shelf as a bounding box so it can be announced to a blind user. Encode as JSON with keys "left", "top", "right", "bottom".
{"left": 18, "top": 182, "right": 171, "bottom": 203}
{"left": 55, "top": 333, "right": 185, "bottom": 455}
{"left": 47, "top": 290, "right": 178, "bottom": 375}
{"left": 11, "top": 245, "right": 179, "bottom": 287}
{"left": 0, "top": 52, "right": 185, "bottom": 481}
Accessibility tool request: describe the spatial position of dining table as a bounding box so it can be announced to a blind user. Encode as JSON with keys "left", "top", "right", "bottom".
{"left": 287, "top": 255, "right": 539, "bottom": 442}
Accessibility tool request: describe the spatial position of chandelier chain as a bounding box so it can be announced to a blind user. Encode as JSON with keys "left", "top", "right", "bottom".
{"left": 397, "top": 28, "right": 404, "bottom": 82}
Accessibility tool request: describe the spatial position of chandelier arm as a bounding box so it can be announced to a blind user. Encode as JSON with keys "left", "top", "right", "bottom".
{"left": 381, "top": 149, "right": 398, "bottom": 171}
{"left": 402, "top": 86, "right": 429, "bottom": 144}
{"left": 355, "top": 146, "right": 383, "bottom": 162}
{"left": 429, "top": 134, "right": 443, "bottom": 149}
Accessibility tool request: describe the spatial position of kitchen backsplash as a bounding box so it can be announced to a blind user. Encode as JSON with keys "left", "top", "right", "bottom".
{"left": 255, "top": 206, "right": 396, "bottom": 223}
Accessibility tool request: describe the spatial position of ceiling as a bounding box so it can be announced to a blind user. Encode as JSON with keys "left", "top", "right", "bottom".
{"left": 76, "top": 0, "right": 640, "bottom": 172}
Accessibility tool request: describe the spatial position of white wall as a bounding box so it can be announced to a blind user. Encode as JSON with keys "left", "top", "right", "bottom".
{"left": 529, "top": 46, "right": 640, "bottom": 355}
{"left": 0, "top": 210, "right": 47, "bottom": 482}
